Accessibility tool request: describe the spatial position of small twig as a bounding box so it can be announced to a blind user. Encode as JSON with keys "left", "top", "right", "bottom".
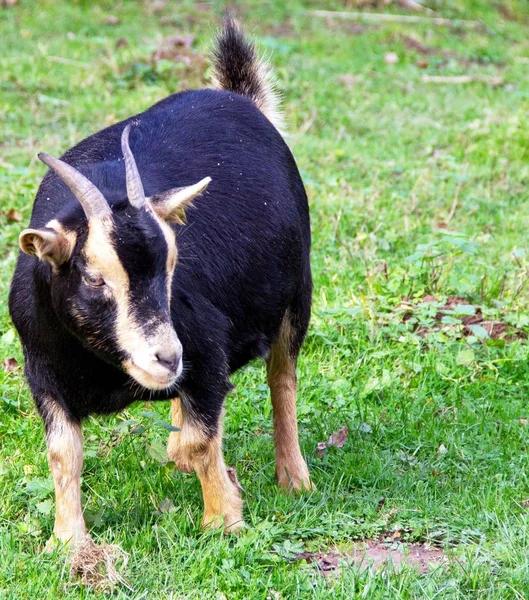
{"left": 47, "top": 56, "right": 91, "bottom": 68}
{"left": 397, "top": 0, "right": 430, "bottom": 11}
{"left": 422, "top": 75, "right": 503, "bottom": 86}
{"left": 445, "top": 163, "right": 468, "bottom": 225}
{"left": 304, "top": 9, "right": 484, "bottom": 29}
{"left": 299, "top": 107, "right": 317, "bottom": 134}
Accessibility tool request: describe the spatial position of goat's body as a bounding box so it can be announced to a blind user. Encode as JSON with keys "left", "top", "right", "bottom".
{"left": 11, "top": 89, "right": 311, "bottom": 423}
{"left": 9, "top": 19, "right": 312, "bottom": 546}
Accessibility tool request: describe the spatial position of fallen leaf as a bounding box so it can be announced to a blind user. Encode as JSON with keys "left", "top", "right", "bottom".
{"left": 7, "top": 209, "right": 22, "bottom": 222}
{"left": 315, "top": 441, "right": 327, "bottom": 459}
{"left": 337, "top": 74, "right": 363, "bottom": 89}
{"left": 227, "top": 466, "right": 245, "bottom": 493}
{"left": 384, "top": 52, "right": 399, "bottom": 65}
{"left": 147, "top": 440, "right": 168, "bottom": 464}
{"left": 316, "top": 426, "right": 348, "bottom": 458}
{"left": 519, "top": 418, "right": 528, "bottom": 426}
{"left": 328, "top": 426, "right": 348, "bottom": 448}
{"left": 105, "top": 15, "right": 120, "bottom": 26}
{"left": 456, "top": 348, "right": 475, "bottom": 367}
{"left": 158, "top": 498, "right": 176, "bottom": 513}
{"left": 296, "top": 551, "right": 341, "bottom": 572}
{"left": 115, "top": 37, "right": 128, "bottom": 49}
{"left": 3, "top": 357, "right": 19, "bottom": 372}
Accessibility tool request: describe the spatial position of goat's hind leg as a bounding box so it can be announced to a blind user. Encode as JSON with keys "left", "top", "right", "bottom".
{"left": 266, "top": 315, "right": 311, "bottom": 492}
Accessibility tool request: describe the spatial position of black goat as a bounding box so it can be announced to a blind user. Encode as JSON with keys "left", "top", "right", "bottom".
{"left": 9, "top": 19, "right": 312, "bottom": 548}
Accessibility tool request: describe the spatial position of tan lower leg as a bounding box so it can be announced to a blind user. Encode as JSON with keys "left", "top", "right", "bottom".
{"left": 267, "top": 321, "right": 311, "bottom": 491}
{"left": 167, "top": 397, "right": 193, "bottom": 473}
{"left": 171, "top": 406, "right": 244, "bottom": 531}
{"left": 45, "top": 404, "right": 86, "bottom": 547}
{"left": 193, "top": 426, "right": 244, "bottom": 531}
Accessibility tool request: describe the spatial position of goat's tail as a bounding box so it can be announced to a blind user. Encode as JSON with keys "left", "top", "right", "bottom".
{"left": 211, "top": 17, "right": 285, "bottom": 134}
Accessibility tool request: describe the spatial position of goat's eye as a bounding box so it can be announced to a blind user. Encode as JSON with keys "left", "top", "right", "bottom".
{"left": 83, "top": 274, "right": 105, "bottom": 288}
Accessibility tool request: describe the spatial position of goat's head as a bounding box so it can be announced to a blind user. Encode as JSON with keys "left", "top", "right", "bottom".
{"left": 19, "top": 125, "right": 210, "bottom": 390}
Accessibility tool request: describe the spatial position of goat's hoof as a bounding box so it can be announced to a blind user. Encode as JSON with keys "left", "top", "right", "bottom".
{"left": 276, "top": 462, "right": 313, "bottom": 493}
{"left": 44, "top": 531, "right": 89, "bottom": 554}
{"left": 202, "top": 514, "right": 246, "bottom": 533}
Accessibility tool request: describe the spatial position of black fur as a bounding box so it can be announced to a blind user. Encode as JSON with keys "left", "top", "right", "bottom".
{"left": 9, "top": 27, "right": 312, "bottom": 438}
{"left": 212, "top": 18, "right": 266, "bottom": 106}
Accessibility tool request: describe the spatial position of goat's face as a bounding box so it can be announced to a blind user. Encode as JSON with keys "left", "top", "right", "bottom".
{"left": 57, "top": 206, "right": 180, "bottom": 390}
{"left": 19, "top": 125, "right": 210, "bottom": 391}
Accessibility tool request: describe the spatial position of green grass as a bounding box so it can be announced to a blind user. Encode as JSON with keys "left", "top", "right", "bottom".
{"left": 2, "top": 0, "right": 529, "bottom": 597}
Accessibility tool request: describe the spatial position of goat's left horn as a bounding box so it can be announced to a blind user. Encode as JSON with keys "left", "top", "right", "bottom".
{"left": 38, "top": 153, "right": 111, "bottom": 219}
{"left": 121, "top": 124, "right": 146, "bottom": 209}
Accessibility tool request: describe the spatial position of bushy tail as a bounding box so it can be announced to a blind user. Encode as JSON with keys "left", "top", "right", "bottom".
{"left": 211, "top": 17, "right": 285, "bottom": 134}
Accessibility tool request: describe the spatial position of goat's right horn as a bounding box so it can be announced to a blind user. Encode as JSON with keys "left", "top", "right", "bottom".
{"left": 121, "top": 124, "right": 146, "bottom": 210}
{"left": 38, "top": 153, "right": 111, "bottom": 219}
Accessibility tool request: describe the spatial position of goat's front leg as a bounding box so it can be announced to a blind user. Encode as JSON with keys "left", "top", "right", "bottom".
{"left": 168, "top": 397, "right": 244, "bottom": 531}
{"left": 43, "top": 399, "right": 86, "bottom": 550}
{"left": 167, "top": 397, "right": 193, "bottom": 473}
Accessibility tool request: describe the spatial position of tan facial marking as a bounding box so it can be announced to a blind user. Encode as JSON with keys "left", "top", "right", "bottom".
{"left": 266, "top": 315, "right": 312, "bottom": 492}
{"left": 150, "top": 208, "right": 177, "bottom": 302}
{"left": 82, "top": 215, "right": 180, "bottom": 389}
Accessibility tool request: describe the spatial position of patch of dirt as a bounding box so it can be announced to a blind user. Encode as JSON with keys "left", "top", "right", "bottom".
{"left": 152, "top": 33, "right": 195, "bottom": 61}
{"left": 495, "top": 3, "right": 528, "bottom": 23}
{"left": 400, "top": 295, "right": 524, "bottom": 340}
{"left": 404, "top": 35, "right": 456, "bottom": 58}
{"left": 296, "top": 541, "right": 446, "bottom": 575}
{"left": 150, "top": 34, "right": 208, "bottom": 87}
{"left": 2, "top": 357, "right": 19, "bottom": 372}
{"left": 260, "top": 18, "right": 296, "bottom": 37}
{"left": 325, "top": 17, "right": 369, "bottom": 35}
{"left": 402, "top": 35, "right": 505, "bottom": 69}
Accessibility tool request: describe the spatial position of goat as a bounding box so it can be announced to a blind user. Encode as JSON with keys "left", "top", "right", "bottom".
{"left": 9, "top": 19, "right": 312, "bottom": 549}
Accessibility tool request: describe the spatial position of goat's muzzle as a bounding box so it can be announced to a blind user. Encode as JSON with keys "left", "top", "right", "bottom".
{"left": 123, "top": 327, "right": 183, "bottom": 390}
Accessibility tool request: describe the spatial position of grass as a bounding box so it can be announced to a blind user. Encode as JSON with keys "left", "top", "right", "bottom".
{"left": 2, "top": 0, "right": 529, "bottom": 597}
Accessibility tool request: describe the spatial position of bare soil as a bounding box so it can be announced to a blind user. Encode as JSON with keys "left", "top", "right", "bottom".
{"left": 296, "top": 541, "right": 446, "bottom": 575}
{"left": 401, "top": 295, "right": 523, "bottom": 340}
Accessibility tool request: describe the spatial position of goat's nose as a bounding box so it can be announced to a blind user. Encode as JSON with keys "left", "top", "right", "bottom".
{"left": 155, "top": 349, "right": 180, "bottom": 371}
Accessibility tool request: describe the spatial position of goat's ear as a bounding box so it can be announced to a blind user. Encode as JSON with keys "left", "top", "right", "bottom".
{"left": 149, "top": 177, "right": 211, "bottom": 224}
{"left": 19, "top": 226, "right": 74, "bottom": 267}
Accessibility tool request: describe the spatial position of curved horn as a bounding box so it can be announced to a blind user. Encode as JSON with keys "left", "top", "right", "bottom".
{"left": 38, "top": 153, "right": 111, "bottom": 219}
{"left": 121, "top": 124, "right": 146, "bottom": 209}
